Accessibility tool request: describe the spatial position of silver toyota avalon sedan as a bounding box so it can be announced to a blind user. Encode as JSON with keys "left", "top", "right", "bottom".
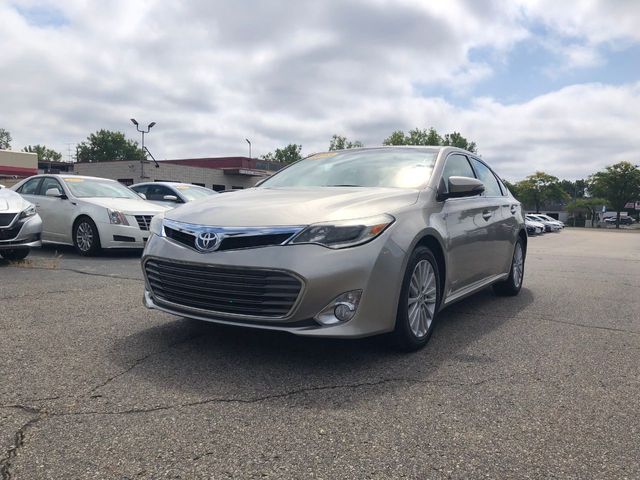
{"left": 142, "top": 146, "right": 526, "bottom": 350}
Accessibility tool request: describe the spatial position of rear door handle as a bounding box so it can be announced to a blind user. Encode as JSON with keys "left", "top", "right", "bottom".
{"left": 510, "top": 205, "right": 517, "bottom": 214}
{"left": 482, "top": 210, "right": 492, "bottom": 220}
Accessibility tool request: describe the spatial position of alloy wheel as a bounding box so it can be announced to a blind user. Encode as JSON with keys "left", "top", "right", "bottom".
{"left": 407, "top": 260, "right": 437, "bottom": 338}
{"left": 513, "top": 243, "right": 524, "bottom": 288}
{"left": 76, "top": 222, "right": 93, "bottom": 252}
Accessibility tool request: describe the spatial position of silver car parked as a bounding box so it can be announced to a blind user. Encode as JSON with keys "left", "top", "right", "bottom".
{"left": 0, "top": 184, "right": 42, "bottom": 260}
{"left": 130, "top": 182, "right": 217, "bottom": 208}
{"left": 142, "top": 147, "right": 527, "bottom": 350}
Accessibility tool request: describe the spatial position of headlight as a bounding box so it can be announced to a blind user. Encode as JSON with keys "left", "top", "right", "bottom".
{"left": 149, "top": 213, "right": 164, "bottom": 237}
{"left": 19, "top": 204, "right": 36, "bottom": 219}
{"left": 288, "top": 214, "right": 394, "bottom": 249}
{"left": 108, "top": 209, "right": 129, "bottom": 225}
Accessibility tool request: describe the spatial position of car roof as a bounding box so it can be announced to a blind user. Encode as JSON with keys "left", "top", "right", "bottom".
{"left": 27, "top": 174, "right": 119, "bottom": 182}
{"left": 132, "top": 181, "right": 193, "bottom": 187}
{"left": 305, "top": 145, "right": 464, "bottom": 156}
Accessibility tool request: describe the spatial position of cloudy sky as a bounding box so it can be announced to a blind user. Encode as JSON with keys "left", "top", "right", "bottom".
{"left": 2, "top": 0, "right": 639, "bottom": 180}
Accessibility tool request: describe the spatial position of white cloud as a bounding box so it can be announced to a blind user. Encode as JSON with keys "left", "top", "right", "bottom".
{"left": 1, "top": 0, "right": 639, "bottom": 180}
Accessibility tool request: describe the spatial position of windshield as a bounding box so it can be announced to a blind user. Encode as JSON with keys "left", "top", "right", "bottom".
{"left": 174, "top": 185, "right": 217, "bottom": 201}
{"left": 63, "top": 178, "right": 140, "bottom": 199}
{"left": 260, "top": 148, "right": 437, "bottom": 189}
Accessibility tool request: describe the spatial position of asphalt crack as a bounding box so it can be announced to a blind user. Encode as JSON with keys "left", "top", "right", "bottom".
{"left": 451, "top": 309, "right": 640, "bottom": 336}
{"left": 86, "top": 332, "right": 202, "bottom": 396}
{"left": 0, "top": 415, "right": 43, "bottom": 480}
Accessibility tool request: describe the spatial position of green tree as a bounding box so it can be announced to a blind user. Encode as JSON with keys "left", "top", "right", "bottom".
{"left": 0, "top": 128, "right": 12, "bottom": 149}
{"left": 587, "top": 161, "right": 640, "bottom": 228}
{"left": 382, "top": 130, "right": 407, "bottom": 146}
{"left": 76, "top": 129, "right": 145, "bottom": 163}
{"left": 442, "top": 132, "right": 477, "bottom": 153}
{"left": 559, "top": 179, "right": 586, "bottom": 199}
{"left": 514, "top": 172, "right": 568, "bottom": 213}
{"left": 566, "top": 197, "right": 608, "bottom": 227}
{"left": 382, "top": 127, "right": 476, "bottom": 152}
{"left": 261, "top": 144, "right": 302, "bottom": 164}
{"left": 328, "top": 134, "right": 364, "bottom": 150}
{"left": 502, "top": 179, "right": 519, "bottom": 198}
{"left": 22, "top": 145, "right": 62, "bottom": 162}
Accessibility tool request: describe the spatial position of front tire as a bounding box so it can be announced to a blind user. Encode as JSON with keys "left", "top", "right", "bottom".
{"left": 391, "top": 246, "right": 441, "bottom": 352}
{"left": 73, "top": 217, "right": 101, "bottom": 256}
{"left": 493, "top": 238, "right": 525, "bottom": 296}
{"left": 0, "top": 248, "right": 30, "bottom": 261}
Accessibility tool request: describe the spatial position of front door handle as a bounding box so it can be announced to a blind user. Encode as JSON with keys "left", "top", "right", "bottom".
{"left": 482, "top": 210, "right": 492, "bottom": 220}
{"left": 510, "top": 205, "right": 518, "bottom": 214}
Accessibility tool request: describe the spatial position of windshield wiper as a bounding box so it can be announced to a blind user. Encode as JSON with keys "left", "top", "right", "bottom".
{"left": 325, "top": 184, "right": 362, "bottom": 187}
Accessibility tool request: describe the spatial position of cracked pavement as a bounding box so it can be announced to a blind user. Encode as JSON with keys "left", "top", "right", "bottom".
{"left": 1, "top": 230, "right": 639, "bottom": 479}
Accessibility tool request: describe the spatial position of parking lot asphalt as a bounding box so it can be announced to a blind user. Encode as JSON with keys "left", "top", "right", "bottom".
{"left": 1, "top": 229, "right": 639, "bottom": 479}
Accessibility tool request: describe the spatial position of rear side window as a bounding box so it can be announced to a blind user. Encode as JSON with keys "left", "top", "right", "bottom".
{"left": 470, "top": 159, "right": 503, "bottom": 197}
{"left": 19, "top": 178, "right": 42, "bottom": 195}
{"left": 442, "top": 154, "right": 475, "bottom": 192}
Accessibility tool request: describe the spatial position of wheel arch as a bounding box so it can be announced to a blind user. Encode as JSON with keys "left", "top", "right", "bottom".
{"left": 414, "top": 234, "right": 447, "bottom": 296}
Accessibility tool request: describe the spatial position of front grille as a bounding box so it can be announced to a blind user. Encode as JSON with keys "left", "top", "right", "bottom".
{"left": 144, "top": 259, "right": 302, "bottom": 318}
{"left": 164, "top": 225, "right": 293, "bottom": 251}
{"left": 0, "top": 213, "right": 17, "bottom": 227}
{"left": 135, "top": 215, "right": 153, "bottom": 231}
{"left": 0, "top": 223, "right": 22, "bottom": 240}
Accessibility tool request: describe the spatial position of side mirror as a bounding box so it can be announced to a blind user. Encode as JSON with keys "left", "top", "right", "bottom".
{"left": 254, "top": 177, "right": 268, "bottom": 187}
{"left": 137, "top": 192, "right": 147, "bottom": 200}
{"left": 46, "top": 188, "right": 66, "bottom": 198}
{"left": 439, "top": 176, "right": 484, "bottom": 200}
{"left": 163, "top": 194, "right": 179, "bottom": 202}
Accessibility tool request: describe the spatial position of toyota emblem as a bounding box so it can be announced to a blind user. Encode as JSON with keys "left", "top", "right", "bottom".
{"left": 195, "top": 231, "right": 220, "bottom": 252}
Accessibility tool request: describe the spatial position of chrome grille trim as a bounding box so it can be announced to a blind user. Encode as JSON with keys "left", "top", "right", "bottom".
{"left": 162, "top": 219, "right": 305, "bottom": 252}
{"left": 143, "top": 258, "right": 304, "bottom": 319}
{"left": 135, "top": 215, "right": 153, "bottom": 231}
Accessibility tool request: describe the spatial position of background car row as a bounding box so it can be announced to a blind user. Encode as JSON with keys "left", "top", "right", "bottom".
{"left": 525, "top": 213, "right": 564, "bottom": 234}
{"left": 4, "top": 176, "right": 214, "bottom": 257}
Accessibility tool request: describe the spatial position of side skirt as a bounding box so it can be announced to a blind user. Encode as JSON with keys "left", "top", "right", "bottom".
{"left": 440, "top": 273, "right": 509, "bottom": 310}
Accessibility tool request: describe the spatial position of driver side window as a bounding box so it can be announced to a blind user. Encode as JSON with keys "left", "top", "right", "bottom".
{"left": 442, "top": 154, "right": 475, "bottom": 193}
{"left": 40, "top": 177, "right": 63, "bottom": 196}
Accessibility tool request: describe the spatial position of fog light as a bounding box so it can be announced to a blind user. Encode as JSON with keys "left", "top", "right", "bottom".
{"left": 315, "top": 290, "right": 362, "bottom": 326}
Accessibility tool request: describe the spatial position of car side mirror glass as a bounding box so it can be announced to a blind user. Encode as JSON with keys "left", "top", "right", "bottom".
{"left": 444, "top": 176, "right": 485, "bottom": 199}
{"left": 45, "top": 188, "right": 65, "bottom": 198}
{"left": 163, "top": 195, "right": 179, "bottom": 202}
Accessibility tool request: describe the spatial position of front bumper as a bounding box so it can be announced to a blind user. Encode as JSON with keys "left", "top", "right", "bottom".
{"left": 96, "top": 221, "right": 151, "bottom": 249}
{"left": 141, "top": 231, "right": 407, "bottom": 338}
{"left": 0, "top": 214, "right": 42, "bottom": 250}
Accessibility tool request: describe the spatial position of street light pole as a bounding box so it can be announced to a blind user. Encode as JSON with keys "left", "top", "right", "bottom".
{"left": 131, "top": 119, "right": 156, "bottom": 180}
{"left": 245, "top": 138, "right": 252, "bottom": 159}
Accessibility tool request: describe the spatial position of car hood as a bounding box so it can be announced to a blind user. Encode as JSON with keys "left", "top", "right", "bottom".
{"left": 81, "top": 197, "right": 169, "bottom": 214}
{"left": 0, "top": 188, "right": 31, "bottom": 213}
{"left": 165, "top": 187, "right": 420, "bottom": 226}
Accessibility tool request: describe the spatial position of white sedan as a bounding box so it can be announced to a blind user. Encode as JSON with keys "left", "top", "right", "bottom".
{"left": 12, "top": 175, "right": 167, "bottom": 255}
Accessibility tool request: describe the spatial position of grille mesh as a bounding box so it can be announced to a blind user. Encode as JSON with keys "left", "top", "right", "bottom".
{"left": 135, "top": 215, "right": 153, "bottom": 231}
{"left": 144, "top": 259, "right": 302, "bottom": 318}
{"left": 0, "top": 213, "right": 17, "bottom": 227}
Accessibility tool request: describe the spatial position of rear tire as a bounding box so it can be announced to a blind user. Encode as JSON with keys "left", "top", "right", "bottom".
{"left": 391, "top": 246, "right": 441, "bottom": 352}
{"left": 0, "top": 248, "right": 30, "bottom": 261}
{"left": 493, "top": 238, "right": 525, "bottom": 296}
{"left": 73, "top": 217, "right": 101, "bottom": 256}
